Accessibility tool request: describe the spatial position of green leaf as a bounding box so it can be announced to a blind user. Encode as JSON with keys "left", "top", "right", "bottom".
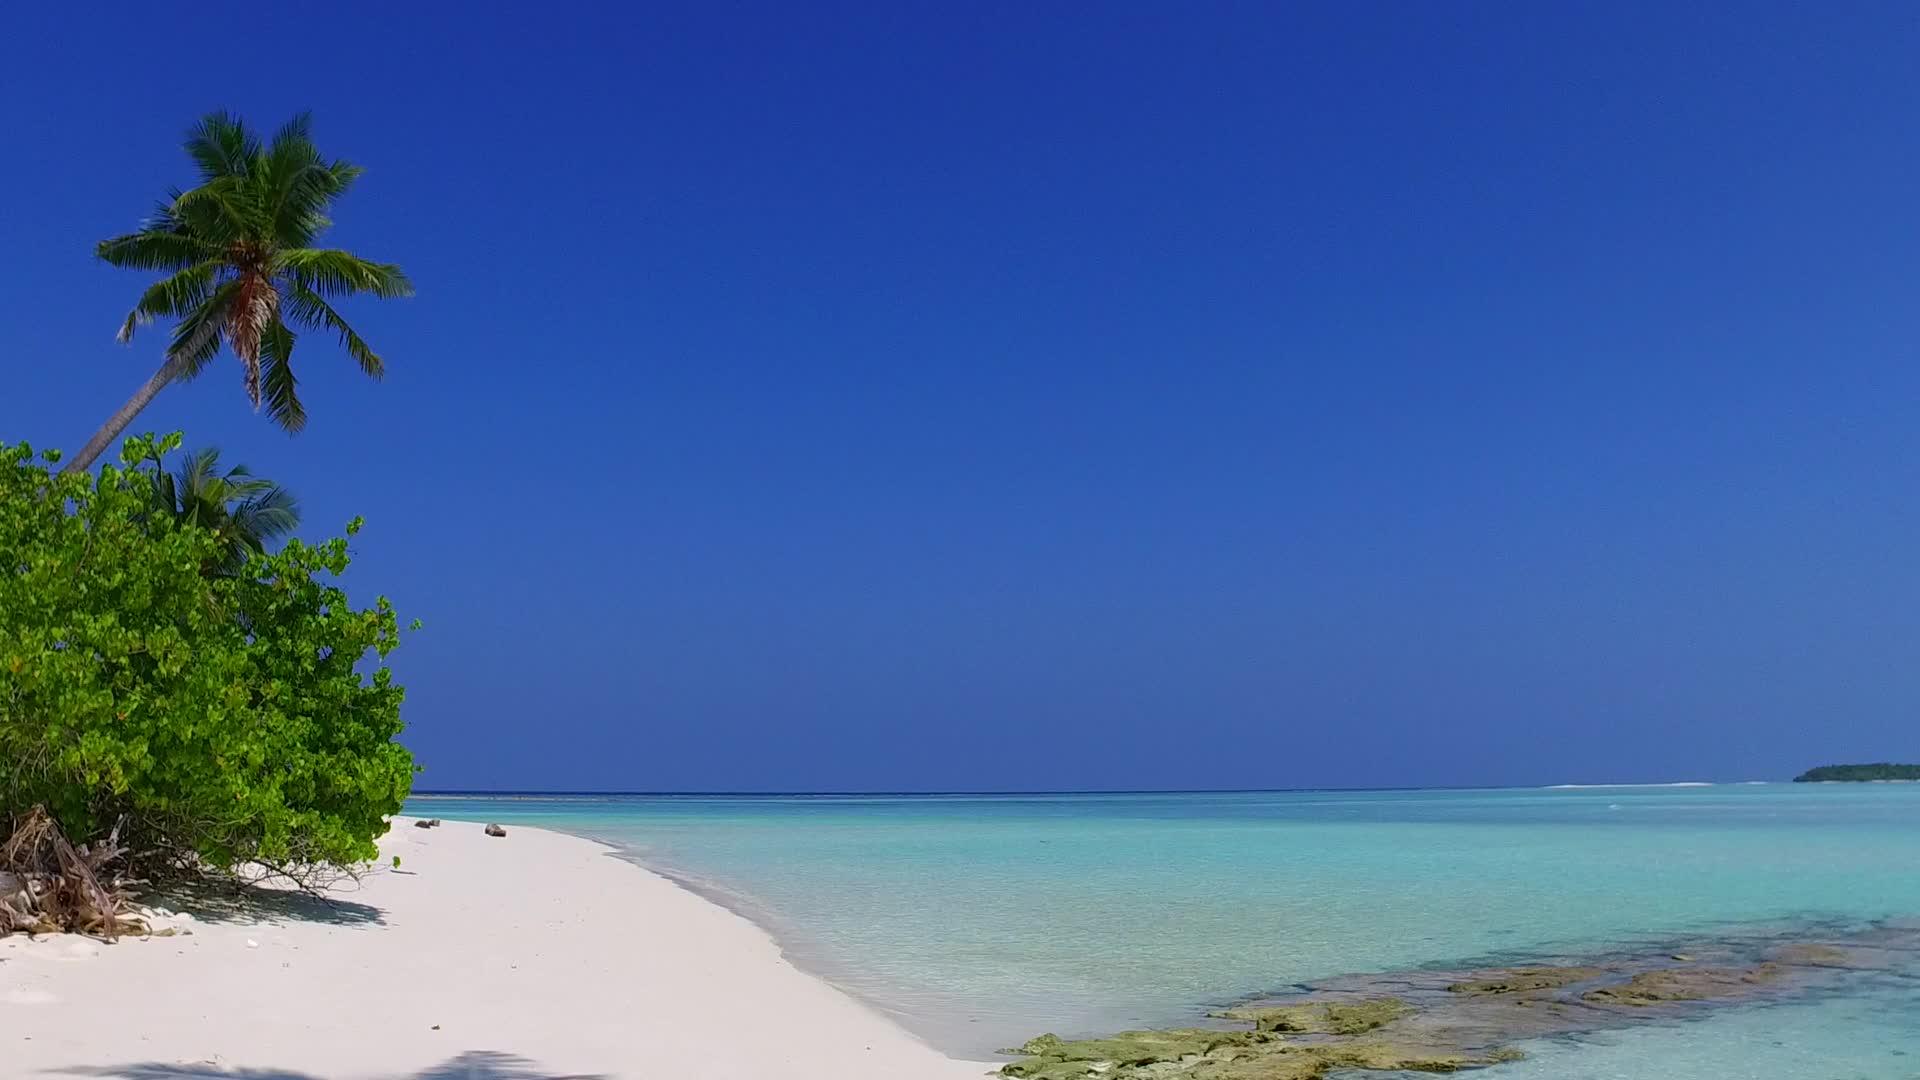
{"left": 0, "top": 435, "right": 415, "bottom": 877}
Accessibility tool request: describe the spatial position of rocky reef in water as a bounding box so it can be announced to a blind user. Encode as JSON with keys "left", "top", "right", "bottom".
{"left": 998, "top": 921, "right": 1920, "bottom": 1079}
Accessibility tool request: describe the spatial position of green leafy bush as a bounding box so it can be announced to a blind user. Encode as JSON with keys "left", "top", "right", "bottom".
{"left": 0, "top": 434, "right": 416, "bottom": 878}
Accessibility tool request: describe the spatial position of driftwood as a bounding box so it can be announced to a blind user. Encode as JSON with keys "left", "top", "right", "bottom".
{"left": 0, "top": 805, "right": 144, "bottom": 939}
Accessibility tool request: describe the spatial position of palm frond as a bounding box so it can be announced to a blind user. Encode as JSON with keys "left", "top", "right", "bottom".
{"left": 284, "top": 282, "right": 384, "bottom": 378}
{"left": 151, "top": 445, "right": 303, "bottom": 572}
{"left": 272, "top": 159, "right": 364, "bottom": 248}
{"left": 169, "top": 180, "right": 255, "bottom": 246}
{"left": 132, "top": 194, "right": 200, "bottom": 245}
{"left": 149, "top": 461, "right": 179, "bottom": 522}
{"left": 230, "top": 484, "right": 301, "bottom": 550}
{"left": 183, "top": 111, "right": 258, "bottom": 182}
{"left": 259, "top": 319, "right": 307, "bottom": 432}
{"left": 165, "top": 279, "right": 239, "bottom": 380}
{"left": 278, "top": 248, "right": 413, "bottom": 299}
{"left": 116, "top": 261, "right": 223, "bottom": 343}
{"left": 96, "top": 229, "right": 219, "bottom": 273}
{"left": 262, "top": 112, "right": 328, "bottom": 242}
{"left": 171, "top": 448, "right": 226, "bottom": 523}
{"left": 271, "top": 112, "right": 313, "bottom": 152}
{"left": 206, "top": 461, "right": 277, "bottom": 503}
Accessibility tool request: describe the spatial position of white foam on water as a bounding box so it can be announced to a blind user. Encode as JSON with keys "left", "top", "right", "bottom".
{"left": 1545, "top": 781, "right": 1716, "bottom": 788}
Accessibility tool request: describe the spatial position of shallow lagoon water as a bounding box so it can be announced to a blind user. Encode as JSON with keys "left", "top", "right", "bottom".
{"left": 409, "top": 785, "right": 1920, "bottom": 1072}
{"left": 1413, "top": 978, "right": 1920, "bottom": 1080}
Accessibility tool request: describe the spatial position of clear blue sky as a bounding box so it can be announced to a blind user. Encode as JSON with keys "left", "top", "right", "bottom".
{"left": 6, "top": 3, "right": 1918, "bottom": 790}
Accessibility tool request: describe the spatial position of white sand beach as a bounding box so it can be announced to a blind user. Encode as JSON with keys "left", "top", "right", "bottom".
{"left": 2, "top": 818, "right": 996, "bottom": 1080}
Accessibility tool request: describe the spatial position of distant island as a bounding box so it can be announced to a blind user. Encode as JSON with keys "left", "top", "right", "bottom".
{"left": 1793, "top": 763, "right": 1920, "bottom": 782}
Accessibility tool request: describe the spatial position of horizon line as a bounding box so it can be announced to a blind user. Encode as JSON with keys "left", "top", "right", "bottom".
{"left": 408, "top": 780, "right": 1777, "bottom": 798}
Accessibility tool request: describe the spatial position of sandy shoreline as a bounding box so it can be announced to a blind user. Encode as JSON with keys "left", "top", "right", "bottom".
{"left": 2, "top": 818, "right": 997, "bottom": 1079}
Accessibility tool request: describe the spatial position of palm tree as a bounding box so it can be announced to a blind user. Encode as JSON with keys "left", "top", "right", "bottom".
{"left": 148, "top": 447, "right": 301, "bottom": 574}
{"left": 63, "top": 111, "right": 412, "bottom": 474}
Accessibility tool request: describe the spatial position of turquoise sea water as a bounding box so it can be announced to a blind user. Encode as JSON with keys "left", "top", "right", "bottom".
{"left": 408, "top": 785, "right": 1920, "bottom": 1074}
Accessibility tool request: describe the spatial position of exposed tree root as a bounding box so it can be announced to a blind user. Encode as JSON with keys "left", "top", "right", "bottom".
{"left": 0, "top": 805, "right": 145, "bottom": 939}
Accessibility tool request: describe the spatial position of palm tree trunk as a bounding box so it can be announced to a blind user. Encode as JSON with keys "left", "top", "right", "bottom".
{"left": 61, "top": 358, "right": 181, "bottom": 474}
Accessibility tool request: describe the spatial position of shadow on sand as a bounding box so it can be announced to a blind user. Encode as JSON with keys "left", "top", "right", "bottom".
{"left": 143, "top": 876, "right": 385, "bottom": 928}
{"left": 57, "top": 1050, "right": 608, "bottom": 1079}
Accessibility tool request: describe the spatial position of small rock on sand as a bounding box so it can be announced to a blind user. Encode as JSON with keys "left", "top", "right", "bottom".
{"left": 484, "top": 824, "right": 506, "bottom": 837}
